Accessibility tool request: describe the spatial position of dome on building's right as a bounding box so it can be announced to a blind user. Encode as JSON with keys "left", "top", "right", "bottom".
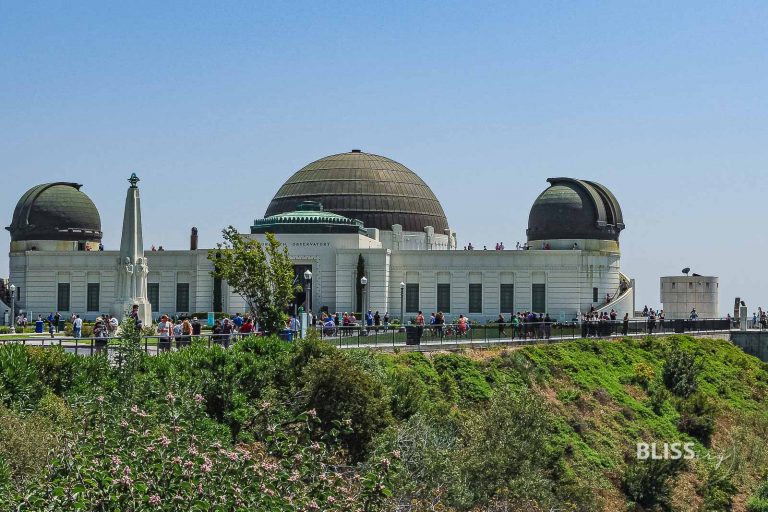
{"left": 527, "top": 178, "right": 624, "bottom": 242}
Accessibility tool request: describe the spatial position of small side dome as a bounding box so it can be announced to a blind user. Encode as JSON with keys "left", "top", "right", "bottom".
{"left": 6, "top": 183, "right": 102, "bottom": 242}
{"left": 527, "top": 178, "right": 624, "bottom": 242}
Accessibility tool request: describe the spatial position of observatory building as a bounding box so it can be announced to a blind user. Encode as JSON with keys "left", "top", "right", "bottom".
{"left": 6, "top": 150, "right": 634, "bottom": 323}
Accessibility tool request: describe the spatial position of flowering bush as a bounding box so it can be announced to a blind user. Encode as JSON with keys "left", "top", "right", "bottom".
{"left": 2, "top": 390, "right": 396, "bottom": 511}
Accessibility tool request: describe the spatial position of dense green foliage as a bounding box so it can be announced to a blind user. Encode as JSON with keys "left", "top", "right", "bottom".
{"left": 208, "top": 228, "right": 298, "bottom": 333}
{"left": 1, "top": 333, "right": 768, "bottom": 510}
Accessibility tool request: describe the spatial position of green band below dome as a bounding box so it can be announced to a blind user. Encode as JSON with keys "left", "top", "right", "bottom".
{"left": 251, "top": 201, "right": 367, "bottom": 235}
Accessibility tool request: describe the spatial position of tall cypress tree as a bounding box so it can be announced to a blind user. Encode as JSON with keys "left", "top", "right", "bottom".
{"left": 355, "top": 254, "right": 365, "bottom": 314}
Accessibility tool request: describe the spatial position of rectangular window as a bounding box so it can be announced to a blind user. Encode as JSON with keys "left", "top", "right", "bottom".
{"left": 57, "top": 283, "right": 70, "bottom": 312}
{"left": 437, "top": 283, "right": 451, "bottom": 313}
{"left": 87, "top": 283, "right": 100, "bottom": 312}
{"left": 593, "top": 287, "right": 599, "bottom": 303}
{"left": 176, "top": 283, "right": 190, "bottom": 313}
{"left": 500, "top": 284, "right": 514, "bottom": 313}
{"left": 532, "top": 283, "right": 546, "bottom": 313}
{"left": 469, "top": 283, "right": 483, "bottom": 313}
{"left": 147, "top": 283, "right": 160, "bottom": 312}
{"left": 405, "top": 283, "right": 419, "bottom": 313}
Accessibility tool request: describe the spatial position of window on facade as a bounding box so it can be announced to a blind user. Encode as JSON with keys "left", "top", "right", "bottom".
{"left": 437, "top": 283, "right": 451, "bottom": 313}
{"left": 593, "top": 287, "right": 598, "bottom": 303}
{"left": 148, "top": 283, "right": 160, "bottom": 312}
{"left": 87, "top": 283, "right": 100, "bottom": 312}
{"left": 176, "top": 283, "right": 190, "bottom": 313}
{"left": 405, "top": 283, "right": 419, "bottom": 313}
{"left": 57, "top": 283, "right": 70, "bottom": 311}
{"left": 469, "top": 283, "right": 482, "bottom": 313}
{"left": 532, "top": 283, "right": 546, "bottom": 313}
{"left": 500, "top": 284, "right": 514, "bottom": 313}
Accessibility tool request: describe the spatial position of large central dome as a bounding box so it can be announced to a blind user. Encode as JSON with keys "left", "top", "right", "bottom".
{"left": 264, "top": 150, "right": 449, "bottom": 233}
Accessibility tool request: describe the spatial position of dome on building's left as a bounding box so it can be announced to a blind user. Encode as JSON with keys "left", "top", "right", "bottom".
{"left": 6, "top": 183, "right": 102, "bottom": 242}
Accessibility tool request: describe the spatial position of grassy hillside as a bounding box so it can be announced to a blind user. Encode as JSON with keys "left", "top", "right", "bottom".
{"left": 1, "top": 332, "right": 768, "bottom": 511}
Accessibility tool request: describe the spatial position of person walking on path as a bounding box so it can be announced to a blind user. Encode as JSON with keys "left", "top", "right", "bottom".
{"left": 157, "top": 315, "right": 172, "bottom": 352}
{"left": 73, "top": 315, "right": 83, "bottom": 339}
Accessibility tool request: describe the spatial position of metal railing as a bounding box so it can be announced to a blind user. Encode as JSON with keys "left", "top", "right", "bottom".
{"left": 0, "top": 318, "right": 733, "bottom": 355}
{"left": 311, "top": 317, "right": 732, "bottom": 349}
{"left": 0, "top": 332, "right": 297, "bottom": 356}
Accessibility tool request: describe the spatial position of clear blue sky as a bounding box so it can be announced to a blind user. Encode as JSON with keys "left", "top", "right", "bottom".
{"left": 2, "top": 1, "right": 767, "bottom": 314}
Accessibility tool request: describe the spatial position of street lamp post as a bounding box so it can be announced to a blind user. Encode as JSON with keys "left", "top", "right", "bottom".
{"left": 400, "top": 281, "right": 405, "bottom": 325}
{"left": 360, "top": 276, "right": 367, "bottom": 322}
{"left": 9, "top": 284, "right": 16, "bottom": 334}
{"left": 303, "top": 269, "right": 312, "bottom": 314}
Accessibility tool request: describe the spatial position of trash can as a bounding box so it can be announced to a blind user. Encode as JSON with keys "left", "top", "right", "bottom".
{"left": 405, "top": 325, "right": 421, "bottom": 345}
{"left": 35, "top": 319, "right": 44, "bottom": 333}
{"left": 279, "top": 329, "right": 293, "bottom": 342}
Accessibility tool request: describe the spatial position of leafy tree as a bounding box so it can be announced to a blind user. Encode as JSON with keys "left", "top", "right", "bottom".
{"left": 208, "top": 228, "right": 298, "bottom": 334}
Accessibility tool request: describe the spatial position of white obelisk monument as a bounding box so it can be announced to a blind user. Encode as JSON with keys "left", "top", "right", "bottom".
{"left": 111, "top": 173, "right": 152, "bottom": 326}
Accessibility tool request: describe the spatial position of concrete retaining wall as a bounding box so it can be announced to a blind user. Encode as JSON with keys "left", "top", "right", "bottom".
{"left": 730, "top": 331, "right": 768, "bottom": 363}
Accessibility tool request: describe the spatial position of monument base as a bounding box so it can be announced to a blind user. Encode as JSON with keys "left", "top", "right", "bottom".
{"left": 111, "top": 299, "right": 152, "bottom": 327}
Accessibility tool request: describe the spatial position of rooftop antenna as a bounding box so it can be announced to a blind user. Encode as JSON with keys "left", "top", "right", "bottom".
{"left": 682, "top": 267, "right": 690, "bottom": 276}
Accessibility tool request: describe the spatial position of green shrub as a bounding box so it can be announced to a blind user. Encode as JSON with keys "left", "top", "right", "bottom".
{"left": 647, "top": 379, "right": 672, "bottom": 415}
{"left": 700, "top": 463, "right": 737, "bottom": 512}
{"left": 0, "top": 344, "right": 43, "bottom": 410}
{"left": 26, "top": 346, "right": 76, "bottom": 395}
{"left": 632, "top": 361, "right": 655, "bottom": 388}
{"left": 432, "top": 354, "right": 492, "bottom": 402}
{"left": 63, "top": 323, "right": 94, "bottom": 338}
{"left": 301, "top": 352, "right": 392, "bottom": 460}
{"left": 747, "top": 479, "right": 768, "bottom": 512}
{"left": 677, "top": 392, "right": 716, "bottom": 446}
{"left": 663, "top": 346, "right": 702, "bottom": 398}
{"left": 387, "top": 366, "right": 428, "bottom": 420}
{"left": 0, "top": 404, "right": 60, "bottom": 488}
{"left": 2, "top": 392, "right": 396, "bottom": 511}
{"left": 621, "top": 457, "right": 684, "bottom": 510}
{"left": 448, "top": 386, "right": 593, "bottom": 510}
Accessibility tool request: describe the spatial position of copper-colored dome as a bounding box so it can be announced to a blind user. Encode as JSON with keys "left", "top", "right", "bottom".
{"left": 527, "top": 178, "right": 624, "bottom": 242}
{"left": 264, "top": 150, "right": 449, "bottom": 233}
{"left": 6, "top": 183, "right": 102, "bottom": 242}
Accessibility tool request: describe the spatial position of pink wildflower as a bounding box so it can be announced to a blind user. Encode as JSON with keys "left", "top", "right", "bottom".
{"left": 148, "top": 494, "right": 161, "bottom": 506}
{"left": 193, "top": 393, "right": 205, "bottom": 404}
{"left": 96, "top": 395, "right": 104, "bottom": 403}
{"left": 307, "top": 408, "right": 317, "bottom": 418}
{"left": 158, "top": 435, "right": 171, "bottom": 447}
